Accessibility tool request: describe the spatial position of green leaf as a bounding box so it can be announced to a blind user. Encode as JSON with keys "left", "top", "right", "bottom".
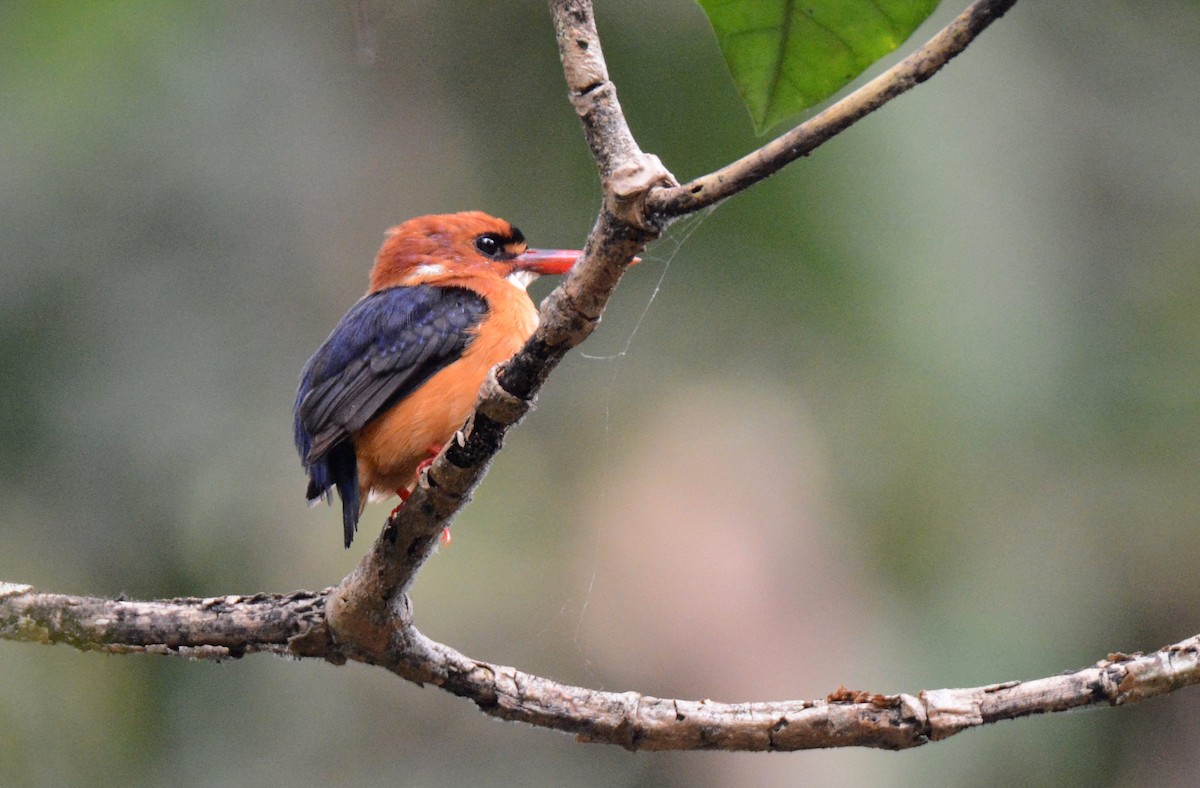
{"left": 697, "top": 0, "right": 941, "bottom": 133}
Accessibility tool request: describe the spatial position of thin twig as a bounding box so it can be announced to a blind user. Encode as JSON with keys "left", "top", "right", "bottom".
{"left": 645, "top": 0, "right": 1021, "bottom": 220}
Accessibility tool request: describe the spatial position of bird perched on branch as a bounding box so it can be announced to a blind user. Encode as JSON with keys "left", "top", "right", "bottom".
{"left": 293, "top": 212, "right": 580, "bottom": 547}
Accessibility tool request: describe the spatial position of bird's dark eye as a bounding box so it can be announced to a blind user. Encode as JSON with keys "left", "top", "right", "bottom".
{"left": 475, "top": 234, "right": 502, "bottom": 258}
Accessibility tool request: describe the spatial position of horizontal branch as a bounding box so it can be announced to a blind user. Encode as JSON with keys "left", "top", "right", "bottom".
{"left": 645, "top": 0, "right": 1021, "bottom": 220}
{"left": 3, "top": 582, "right": 1197, "bottom": 750}
{"left": 0, "top": 582, "right": 331, "bottom": 660}
{"left": 389, "top": 630, "right": 1200, "bottom": 750}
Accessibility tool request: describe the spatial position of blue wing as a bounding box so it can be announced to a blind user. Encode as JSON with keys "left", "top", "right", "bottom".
{"left": 294, "top": 284, "right": 487, "bottom": 547}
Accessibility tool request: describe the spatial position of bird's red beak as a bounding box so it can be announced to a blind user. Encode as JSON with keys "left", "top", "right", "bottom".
{"left": 514, "top": 248, "right": 582, "bottom": 276}
{"left": 515, "top": 248, "right": 641, "bottom": 275}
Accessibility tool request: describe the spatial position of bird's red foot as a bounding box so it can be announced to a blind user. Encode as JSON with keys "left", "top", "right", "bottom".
{"left": 415, "top": 443, "right": 444, "bottom": 476}
{"left": 391, "top": 445, "right": 440, "bottom": 516}
{"left": 388, "top": 486, "right": 413, "bottom": 519}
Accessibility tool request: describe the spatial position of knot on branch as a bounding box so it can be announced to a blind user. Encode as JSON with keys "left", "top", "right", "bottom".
{"left": 571, "top": 78, "right": 611, "bottom": 112}
{"left": 476, "top": 367, "right": 535, "bottom": 424}
{"left": 419, "top": 461, "right": 475, "bottom": 518}
{"left": 921, "top": 687, "right": 982, "bottom": 741}
{"left": 327, "top": 581, "right": 414, "bottom": 660}
{"left": 603, "top": 153, "right": 677, "bottom": 233}
{"left": 1115, "top": 639, "right": 1200, "bottom": 704}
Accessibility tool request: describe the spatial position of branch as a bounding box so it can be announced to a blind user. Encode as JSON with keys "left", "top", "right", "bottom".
{"left": 325, "top": 0, "right": 1021, "bottom": 649}
{"left": 5, "top": 0, "right": 1122, "bottom": 756}
{"left": 325, "top": 0, "right": 675, "bottom": 653}
{"left": 645, "top": 0, "right": 1021, "bottom": 220}
{"left": 3, "top": 583, "right": 1198, "bottom": 751}
{"left": 0, "top": 582, "right": 330, "bottom": 660}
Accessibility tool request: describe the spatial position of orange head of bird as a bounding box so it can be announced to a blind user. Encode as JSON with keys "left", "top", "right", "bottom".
{"left": 369, "top": 211, "right": 582, "bottom": 293}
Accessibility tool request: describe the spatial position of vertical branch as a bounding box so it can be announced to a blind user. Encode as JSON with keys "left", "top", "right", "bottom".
{"left": 550, "top": 0, "right": 677, "bottom": 233}
{"left": 550, "top": 0, "right": 640, "bottom": 180}
{"left": 325, "top": 0, "right": 673, "bottom": 657}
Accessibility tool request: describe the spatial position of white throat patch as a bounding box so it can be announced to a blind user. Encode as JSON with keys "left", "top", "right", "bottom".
{"left": 410, "top": 263, "right": 445, "bottom": 278}
{"left": 506, "top": 270, "right": 538, "bottom": 290}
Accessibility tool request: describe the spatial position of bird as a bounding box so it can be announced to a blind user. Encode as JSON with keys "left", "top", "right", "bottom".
{"left": 293, "top": 211, "right": 581, "bottom": 548}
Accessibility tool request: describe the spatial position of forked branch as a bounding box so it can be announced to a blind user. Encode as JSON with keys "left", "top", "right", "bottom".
{"left": 3, "top": 583, "right": 1198, "bottom": 750}
{"left": 9, "top": 0, "right": 1173, "bottom": 757}
{"left": 326, "top": 0, "right": 1025, "bottom": 649}
{"left": 647, "top": 0, "right": 1022, "bottom": 220}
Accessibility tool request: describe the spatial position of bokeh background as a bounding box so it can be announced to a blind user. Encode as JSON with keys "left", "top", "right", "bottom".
{"left": 3, "top": 1, "right": 1200, "bottom": 785}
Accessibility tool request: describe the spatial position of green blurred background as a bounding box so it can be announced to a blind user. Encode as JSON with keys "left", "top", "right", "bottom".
{"left": 3, "top": 1, "right": 1199, "bottom": 785}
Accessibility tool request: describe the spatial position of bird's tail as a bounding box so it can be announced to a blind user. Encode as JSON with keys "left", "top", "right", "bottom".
{"left": 305, "top": 441, "right": 361, "bottom": 548}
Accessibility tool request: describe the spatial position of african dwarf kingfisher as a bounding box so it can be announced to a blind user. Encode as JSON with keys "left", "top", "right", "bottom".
{"left": 294, "top": 212, "right": 581, "bottom": 547}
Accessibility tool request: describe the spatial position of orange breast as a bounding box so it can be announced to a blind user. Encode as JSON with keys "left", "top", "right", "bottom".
{"left": 352, "top": 279, "right": 539, "bottom": 502}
